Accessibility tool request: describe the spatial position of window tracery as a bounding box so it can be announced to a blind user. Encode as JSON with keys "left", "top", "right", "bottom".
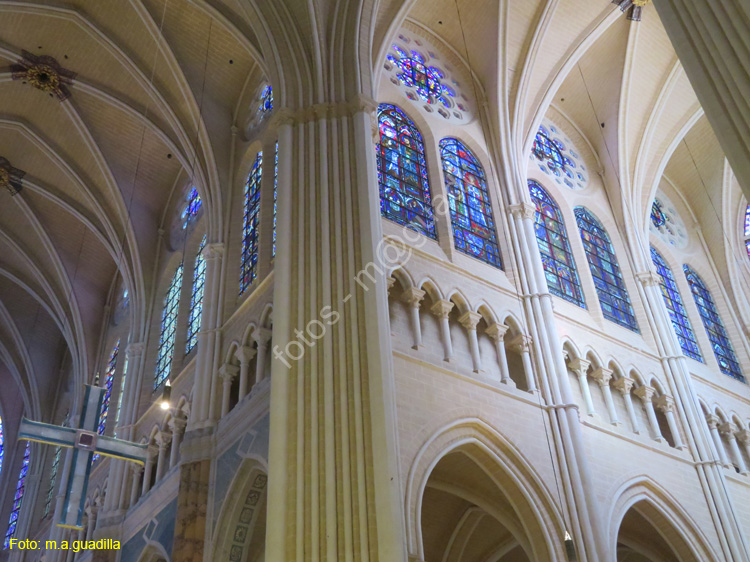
{"left": 650, "top": 247, "right": 702, "bottom": 362}
{"left": 258, "top": 85, "right": 273, "bottom": 116}
{"left": 155, "top": 264, "right": 183, "bottom": 389}
{"left": 529, "top": 180, "right": 585, "bottom": 307}
{"left": 241, "top": 153, "right": 262, "bottom": 293}
{"left": 92, "top": 340, "right": 119, "bottom": 463}
{"left": 377, "top": 104, "right": 436, "bottom": 239}
{"left": 530, "top": 120, "right": 588, "bottom": 190}
{"left": 181, "top": 186, "right": 202, "bottom": 230}
{"left": 684, "top": 265, "right": 744, "bottom": 382}
{"left": 186, "top": 236, "right": 206, "bottom": 354}
{"left": 439, "top": 138, "right": 501, "bottom": 268}
{"left": 575, "top": 208, "right": 638, "bottom": 330}
{"left": 649, "top": 192, "right": 688, "bottom": 248}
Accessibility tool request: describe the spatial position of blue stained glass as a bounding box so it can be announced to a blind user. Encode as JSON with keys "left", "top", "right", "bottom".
{"left": 651, "top": 200, "right": 667, "bottom": 228}
{"left": 92, "top": 341, "right": 119, "bottom": 462}
{"left": 575, "top": 208, "right": 638, "bottom": 331}
{"left": 241, "top": 153, "right": 263, "bottom": 293}
{"left": 181, "top": 187, "right": 202, "bottom": 230}
{"left": 439, "top": 138, "right": 502, "bottom": 268}
{"left": 746, "top": 240, "right": 750, "bottom": 260}
{"left": 186, "top": 236, "right": 206, "bottom": 354}
{"left": 529, "top": 180, "right": 585, "bottom": 307}
{"left": 4, "top": 442, "right": 30, "bottom": 548}
{"left": 532, "top": 128, "right": 566, "bottom": 171}
{"left": 744, "top": 205, "right": 750, "bottom": 237}
{"left": 258, "top": 85, "right": 273, "bottom": 115}
{"left": 650, "top": 248, "right": 702, "bottom": 362}
{"left": 155, "top": 264, "right": 183, "bottom": 390}
{"left": 684, "top": 265, "right": 744, "bottom": 382}
{"left": 273, "top": 142, "right": 278, "bottom": 258}
{"left": 395, "top": 58, "right": 443, "bottom": 102}
{"left": 376, "top": 104, "right": 436, "bottom": 239}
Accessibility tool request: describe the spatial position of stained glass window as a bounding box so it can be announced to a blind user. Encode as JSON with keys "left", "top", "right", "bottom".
{"left": 744, "top": 205, "right": 750, "bottom": 237}
{"left": 155, "top": 264, "right": 183, "bottom": 390}
{"left": 684, "top": 265, "right": 744, "bottom": 382}
{"left": 439, "top": 138, "right": 501, "bottom": 268}
{"left": 651, "top": 200, "right": 667, "bottom": 228}
{"left": 376, "top": 104, "right": 436, "bottom": 239}
{"left": 531, "top": 126, "right": 580, "bottom": 189}
{"left": 92, "top": 340, "right": 119, "bottom": 463}
{"left": 44, "top": 414, "right": 67, "bottom": 518}
{"left": 114, "top": 355, "right": 128, "bottom": 438}
{"left": 4, "top": 442, "right": 30, "bottom": 548}
{"left": 0, "top": 417, "right": 3, "bottom": 478}
{"left": 258, "top": 85, "right": 273, "bottom": 115}
{"left": 575, "top": 208, "right": 638, "bottom": 331}
{"left": 650, "top": 248, "right": 702, "bottom": 362}
{"left": 186, "top": 236, "right": 207, "bottom": 354}
{"left": 392, "top": 51, "right": 444, "bottom": 103}
{"left": 529, "top": 180, "right": 585, "bottom": 307}
{"left": 273, "top": 142, "right": 278, "bottom": 258}
{"left": 241, "top": 153, "right": 262, "bottom": 293}
{"left": 181, "top": 186, "right": 202, "bottom": 230}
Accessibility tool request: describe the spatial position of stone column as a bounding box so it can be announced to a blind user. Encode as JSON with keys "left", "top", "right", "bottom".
{"left": 485, "top": 323, "right": 511, "bottom": 384}
{"left": 128, "top": 464, "right": 142, "bottom": 510}
{"left": 591, "top": 367, "right": 618, "bottom": 425}
{"left": 567, "top": 358, "right": 594, "bottom": 416}
{"left": 169, "top": 413, "right": 187, "bottom": 469}
{"left": 738, "top": 430, "right": 750, "bottom": 467}
{"left": 400, "top": 287, "right": 426, "bottom": 349}
{"left": 253, "top": 327, "right": 272, "bottom": 385}
{"left": 634, "top": 386, "right": 661, "bottom": 441}
{"left": 235, "top": 346, "right": 256, "bottom": 400}
{"left": 612, "top": 376, "right": 639, "bottom": 433}
{"left": 431, "top": 299, "right": 455, "bottom": 362}
{"left": 171, "top": 459, "right": 211, "bottom": 560}
{"left": 707, "top": 415, "right": 732, "bottom": 468}
{"left": 156, "top": 430, "right": 172, "bottom": 481}
{"left": 720, "top": 423, "right": 748, "bottom": 474}
{"left": 655, "top": 395, "right": 685, "bottom": 449}
{"left": 141, "top": 445, "right": 157, "bottom": 496}
{"left": 219, "top": 364, "right": 240, "bottom": 417}
{"left": 459, "top": 311, "right": 483, "bottom": 373}
{"left": 86, "top": 505, "right": 97, "bottom": 541}
{"left": 509, "top": 334, "right": 536, "bottom": 392}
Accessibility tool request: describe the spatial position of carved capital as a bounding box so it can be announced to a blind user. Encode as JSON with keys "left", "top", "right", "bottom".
{"left": 157, "top": 430, "right": 172, "bottom": 447}
{"left": 458, "top": 311, "right": 482, "bottom": 331}
{"left": 509, "top": 334, "right": 532, "bottom": 354}
{"left": 633, "top": 385, "right": 655, "bottom": 403}
{"left": 235, "top": 345, "right": 257, "bottom": 365}
{"left": 168, "top": 414, "right": 188, "bottom": 433}
{"left": 635, "top": 271, "right": 660, "bottom": 287}
{"left": 508, "top": 202, "right": 536, "bottom": 220}
{"left": 612, "top": 376, "right": 634, "bottom": 395}
{"left": 719, "top": 422, "right": 739, "bottom": 438}
{"left": 737, "top": 429, "right": 750, "bottom": 445}
{"left": 253, "top": 327, "right": 273, "bottom": 347}
{"left": 485, "top": 323, "right": 509, "bottom": 342}
{"left": 386, "top": 276, "right": 396, "bottom": 294}
{"left": 430, "top": 299, "right": 454, "bottom": 319}
{"left": 591, "top": 367, "right": 613, "bottom": 386}
{"left": 566, "top": 358, "right": 590, "bottom": 377}
{"left": 400, "top": 287, "right": 426, "bottom": 308}
{"left": 706, "top": 413, "right": 720, "bottom": 430}
{"left": 218, "top": 364, "right": 240, "bottom": 381}
{"left": 654, "top": 394, "right": 675, "bottom": 413}
{"left": 203, "top": 242, "right": 225, "bottom": 261}
{"left": 126, "top": 342, "right": 146, "bottom": 358}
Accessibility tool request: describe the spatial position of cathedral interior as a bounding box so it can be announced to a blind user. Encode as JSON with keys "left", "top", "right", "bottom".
{"left": 0, "top": 0, "right": 749, "bottom": 560}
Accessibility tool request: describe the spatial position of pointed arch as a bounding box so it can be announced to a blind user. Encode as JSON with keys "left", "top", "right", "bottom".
{"left": 528, "top": 180, "right": 585, "bottom": 307}
{"left": 650, "top": 247, "right": 702, "bottom": 362}
{"left": 439, "top": 137, "right": 502, "bottom": 268}
{"left": 574, "top": 207, "right": 638, "bottom": 331}
{"left": 683, "top": 265, "right": 744, "bottom": 382}
{"left": 376, "top": 103, "right": 436, "bottom": 239}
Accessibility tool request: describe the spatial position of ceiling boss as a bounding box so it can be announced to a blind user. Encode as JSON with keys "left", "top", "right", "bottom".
{"left": 10, "top": 51, "right": 76, "bottom": 101}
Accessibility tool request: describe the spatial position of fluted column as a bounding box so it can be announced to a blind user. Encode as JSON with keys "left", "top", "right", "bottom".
{"left": 509, "top": 334, "right": 535, "bottom": 392}
{"left": 612, "top": 376, "right": 639, "bottom": 433}
{"left": 431, "top": 299, "right": 454, "bottom": 361}
{"left": 634, "top": 386, "right": 661, "bottom": 441}
{"left": 485, "top": 323, "right": 511, "bottom": 384}
{"left": 459, "top": 311, "right": 483, "bottom": 373}
{"left": 591, "top": 367, "right": 618, "bottom": 425}
{"left": 156, "top": 430, "right": 172, "bottom": 481}
{"left": 169, "top": 413, "right": 187, "bottom": 469}
{"left": 219, "top": 364, "right": 240, "bottom": 417}
{"left": 655, "top": 395, "right": 685, "bottom": 449}
{"left": 253, "top": 328, "right": 272, "bottom": 385}
{"left": 720, "top": 423, "right": 748, "bottom": 474}
{"left": 567, "top": 358, "right": 594, "bottom": 416}
{"left": 400, "top": 288, "right": 425, "bottom": 349}
{"left": 235, "top": 346, "right": 256, "bottom": 400}
{"left": 707, "top": 415, "right": 732, "bottom": 467}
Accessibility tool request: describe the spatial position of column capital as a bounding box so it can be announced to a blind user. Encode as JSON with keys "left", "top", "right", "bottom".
{"left": 203, "top": 242, "right": 225, "bottom": 261}
{"left": 633, "top": 385, "right": 656, "bottom": 403}
{"left": 507, "top": 202, "right": 536, "bottom": 220}
{"left": 566, "top": 357, "right": 590, "bottom": 377}
{"left": 612, "top": 375, "right": 635, "bottom": 395}
{"left": 168, "top": 414, "right": 188, "bottom": 433}
{"left": 386, "top": 276, "right": 396, "bottom": 294}
{"left": 654, "top": 394, "right": 675, "bottom": 413}
{"left": 635, "top": 271, "right": 660, "bottom": 287}
{"left": 219, "top": 364, "right": 240, "bottom": 381}
{"left": 400, "top": 287, "right": 426, "bottom": 308}
{"left": 590, "top": 367, "right": 613, "bottom": 386}
{"left": 126, "top": 342, "right": 146, "bottom": 358}
{"left": 252, "top": 327, "right": 273, "bottom": 347}
{"left": 430, "top": 299, "right": 454, "bottom": 319}
{"left": 458, "top": 311, "right": 482, "bottom": 331}
{"left": 146, "top": 444, "right": 159, "bottom": 457}
{"left": 234, "top": 345, "right": 257, "bottom": 365}
{"left": 706, "top": 413, "right": 720, "bottom": 429}
{"left": 509, "top": 334, "right": 532, "bottom": 353}
{"left": 130, "top": 462, "right": 144, "bottom": 475}
{"left": 736, "top": 429, "right": 750, "bottom": 445}
{"left": 719, "top": 422, "right": 739, "bottom": 437}
{"left": 157, "top": 430, "right": 173, "bottom": 448}
{"left": 485, "top": 323, "right": 509, "bottom": 342}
